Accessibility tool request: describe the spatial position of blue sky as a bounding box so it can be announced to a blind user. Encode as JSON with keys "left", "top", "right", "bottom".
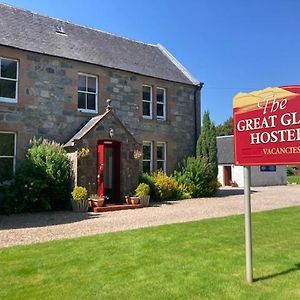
{"left": 4, "top": 0, "right": 300, "bottom": 125}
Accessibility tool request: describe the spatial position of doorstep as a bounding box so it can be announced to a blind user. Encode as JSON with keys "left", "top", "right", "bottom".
{"left": 89, "top": 203, "right": 143, "bottom": 213}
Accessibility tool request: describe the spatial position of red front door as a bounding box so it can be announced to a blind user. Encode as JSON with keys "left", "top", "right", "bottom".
{"left": 97, "top": 141, "right": 121, "bottom": 203}
{"left": 223, "top": 166, "right": 232, "bottom": 186}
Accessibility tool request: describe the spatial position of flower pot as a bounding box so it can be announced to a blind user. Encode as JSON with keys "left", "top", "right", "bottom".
{"left": 71, "top": 199, "right": 89, "bottom": 212}
{"left": 97, "top": 198, "right": 105, "bottom": 207}
{"left": 139, "top": 195, "right": 150, "bottom": 207}
{"left": 90, "top": 198, "right": 104, "bottom": 207}
{"left": 130, "top": 196, "right": 140, "bottom": 205}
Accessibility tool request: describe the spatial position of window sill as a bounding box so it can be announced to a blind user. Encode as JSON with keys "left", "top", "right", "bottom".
{"left": 77, "top": 109, "right": 98, "bottom": 114}
{"left": 140, "top": 117, "right": 169, "bottom": 125}
{"left": 0, "top": 97, "right": 17, "bottom": 104}
{"left": 157, "top": 117, "right": 166, "bottom": 121}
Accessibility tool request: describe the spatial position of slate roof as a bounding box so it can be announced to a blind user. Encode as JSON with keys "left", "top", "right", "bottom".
{"left": 64, "top": 111, "right": 109, "bottom": 147}
{"left": 64, "top": 108, "right": 138, "bottom": 147}
{"left": 0, "top": 3, "right": 199, "bottom": 85}
{"left": 217, "top": 135, "right": 234, "bottom": 164}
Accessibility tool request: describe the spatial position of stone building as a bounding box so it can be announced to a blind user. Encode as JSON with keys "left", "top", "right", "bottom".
{"left": 0, "top": 4, "right": 202, "bottom": 202}
{"left": 217, "top": 136, "right": 287, "bottom": 187}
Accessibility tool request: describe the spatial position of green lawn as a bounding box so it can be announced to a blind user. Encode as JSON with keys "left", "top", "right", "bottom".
{"left": 1, "top": 207, "right": 300, "bottom": 300}
{"left": 288, "top": 175, "right": 300, "bottom": 184}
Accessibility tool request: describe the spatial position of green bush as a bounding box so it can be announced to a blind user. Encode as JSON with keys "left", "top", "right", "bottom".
{"left": 151, "top": 171, "right": 186, "bottom": 201}
{"left": 174, "top": 157, "right": 219, "bottom": 197}
{"left": 139, "top": 173, "right": 155, "bottom": 198}
{"left": 287, "top": 167, "right": 294, "bottom": 176}
{"left": 72, "top": 186, "right": 88, "bottom": 201}
{"left": 3, "top": 138, "right": 71, "bottom": 214}
{"left": 135, "top": 183, "right": 150, "bottom": 196}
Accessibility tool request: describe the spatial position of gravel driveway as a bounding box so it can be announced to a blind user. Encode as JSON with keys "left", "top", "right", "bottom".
{"left": 1, "top": 185, "right": 300, "bottom": 248}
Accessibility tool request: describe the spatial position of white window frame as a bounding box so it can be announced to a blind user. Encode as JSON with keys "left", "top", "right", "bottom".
{"left": 142, "top": 85, "right": 152, "bottom": 119}
{"left": 0, "top": 131, "right": 17, "bottom": 182}
{"left": 156, "top": 142, "right": 167, "bottom": 173}
{"left": 156, "top": 87, "right": 166, "bottom": 120}
{"left": 0, "top": 57, "right": 19, "bottom": 104}
{"left": 142, "top": 141, "right": 153, "bottom": 173}
{"left": 77, "top": 72, "right": 98, "bottom": 113}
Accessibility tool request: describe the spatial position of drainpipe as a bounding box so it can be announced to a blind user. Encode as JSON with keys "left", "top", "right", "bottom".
{"left": 194, "top": 82, "right": 204, "bottom": 154}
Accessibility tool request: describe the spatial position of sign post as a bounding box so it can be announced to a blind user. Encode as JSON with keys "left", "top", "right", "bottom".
{"left": 233, "top": 85, "right": 300, "bottom": 283}
{"left": 243, "top": 166, "right": 253, "bottom": 283}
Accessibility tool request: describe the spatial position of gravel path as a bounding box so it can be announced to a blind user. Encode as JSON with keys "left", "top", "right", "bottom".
{"left": 1, "top": 185, "right": 300, "bottom": 248}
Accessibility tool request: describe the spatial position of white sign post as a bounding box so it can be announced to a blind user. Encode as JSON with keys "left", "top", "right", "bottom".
{"left": 243, "top": 166, "right": 253, "bottom": 283}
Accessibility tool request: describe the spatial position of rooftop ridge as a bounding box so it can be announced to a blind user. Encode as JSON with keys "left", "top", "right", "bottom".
{"left": 1, "top": 2, "right": 157, "bottom": 48}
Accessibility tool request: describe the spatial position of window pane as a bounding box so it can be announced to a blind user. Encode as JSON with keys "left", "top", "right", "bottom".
{"left": 143, "top": 144, "right": 151, "bottom": 160}
{"left": 0, "top": 158, "right": 14, "bottom": 182}
{"left": 87, "top": 77, "right": 96, "bottom": 93}
{"left": 157, "top": 161, "right": 164, "bottom": 171}
{"left": 143, "top": 86, "right": 151, "bottom": 101}
{"left": 78, "top": 75, "right": 86, "bottom": 91}
{"left": 157, "top": 88, "right": 164, "bottom": 103}
{"left": 157, "top": 145, "right": 165, "bottom": 160}
{"left": 87, "top": 94, "right": 96, "bottom": 110}
{"left": 78, "top": 92, "right": 86, "bottom": 109}
{"left": 0, "top": 133, "right": 15, "bottom": 156}
{"left": 1, "top": 59, "right": 17, "bottom": 79}
{"left": 260, "top": 165, "right": 276, "bottom": 172}
{"left": 143, "top": 101, "right": 150, "bottom": 116}
{"left": 143, "top": 161, "right": 151, "bottom": 174}
{"left": 157, "top": 103, "right": 164, "bottom": 117}
{"left": 0, "top": 79, "right": 16, "bottom": 99}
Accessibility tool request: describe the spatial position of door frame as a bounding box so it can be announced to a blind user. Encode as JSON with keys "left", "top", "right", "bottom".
{"left": 97, "top": 140, "right": 121, "bottom": 202}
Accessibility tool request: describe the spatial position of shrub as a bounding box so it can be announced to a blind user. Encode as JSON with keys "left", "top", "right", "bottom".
{"left": 72, "top": 186, "right": 88, "bottom": 201}
{"left": 2, "top": 138, "right": 71, "bottom": 214}
{"left": 287, "top": 167, "right": 294, "bottom": 176}
{"left": 135, "top": 183, "right": 150, "bottom": 196}
{"left": 151, "top": 170, "right": 185, "bottom": 201}
{"left": 139, "top": 171, "right": 191, "bottom": 201}
{"left": 174, "top": 156, "right": 219, "bottom": 198}
{"left": 139, "top": 173, "right": 155, "bottom": 198}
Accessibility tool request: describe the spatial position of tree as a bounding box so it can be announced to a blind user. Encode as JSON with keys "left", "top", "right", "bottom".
{"left": 196, "top": 111, "right": 218, "bottom": 178}
{"left": 215, "top": 116, "right": 233, "bottom": 136}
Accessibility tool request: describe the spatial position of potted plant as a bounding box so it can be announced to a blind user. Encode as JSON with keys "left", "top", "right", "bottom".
{"left": 89, "top": 194, "right": 104, "bottom": 207}
{"left": 124, "top": 195, "right": 140, "bottom": 205}
{"left": 135, "top": 183, "right": 150, "bottom": 207}
{"left": 71, "top": 186, "right": 89, "bottom": 212}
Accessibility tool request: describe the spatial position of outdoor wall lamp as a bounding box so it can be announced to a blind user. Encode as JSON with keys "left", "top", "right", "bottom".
{"left": 109, "top": 128, "right": 114, "bottom": 138}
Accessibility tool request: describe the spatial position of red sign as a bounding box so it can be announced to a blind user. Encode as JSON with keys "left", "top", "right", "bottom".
{"left": 233, "top": 85, "right": 300, "bottom": 165}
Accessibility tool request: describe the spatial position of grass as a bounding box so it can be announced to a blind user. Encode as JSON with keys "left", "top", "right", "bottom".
{"left": 287, "top": 175, "right": 300, "bottom": 184}
{"left": 0, "top": 207, "right": 300, "bottom": 300}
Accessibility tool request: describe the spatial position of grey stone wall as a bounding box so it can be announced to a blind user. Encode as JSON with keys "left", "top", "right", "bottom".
{"left": 0, "top": 45, "right": 199, "bottom": 175}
